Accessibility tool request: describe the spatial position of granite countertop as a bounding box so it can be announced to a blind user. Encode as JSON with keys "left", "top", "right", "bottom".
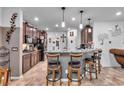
{"left": 23, "top": 50, "right": 41, "bottom": 55}
{"left": 45, "top": 48, "right": 98, "bottom": 54}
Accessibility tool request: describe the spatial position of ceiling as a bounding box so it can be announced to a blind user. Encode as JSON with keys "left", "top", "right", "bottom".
{"left": 21, "top": 7, "right": 124, "bottom": 31}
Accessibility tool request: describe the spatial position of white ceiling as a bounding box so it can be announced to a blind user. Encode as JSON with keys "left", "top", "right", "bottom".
{"left": 21, "top": 7, "right": 124, "bottom": 31}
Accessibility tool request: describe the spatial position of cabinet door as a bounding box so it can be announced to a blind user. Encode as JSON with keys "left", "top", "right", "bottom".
{"left": 36, "top": 31, "right": 40, "bottom": 38}
{"left": 22, "top": 54, "right": 31, "bottom": 73}
{"left": 34, "top": 52, "right": 37, "bottom": 65}
{"left": 29, "top": 27, "right": 33, "bottom": 38}
{"left": 26, "top": 25, "right": 30, "bottom": 36}
{"left": 31, "top": 53, "right": 35, "bottom": 67}
{"left": 39, "top": 51, "right": 41, "bottom": 61}
{"left": 37, "top": 52, "right": 40, "bottom": 63}
{"left": 23, "top": 22, "right": 26, "bottom": 43}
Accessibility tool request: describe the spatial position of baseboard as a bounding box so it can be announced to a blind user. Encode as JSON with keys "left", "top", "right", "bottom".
{"left": 10, "top": 75, "right": 23, "bottom": 80}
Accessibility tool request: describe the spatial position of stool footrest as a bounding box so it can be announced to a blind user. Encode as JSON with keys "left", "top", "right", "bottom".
{"left": 46, "top": 73, "right": 62, "bottom": 82}
{"left": 67, "top": 73, "right": 83, "bottom": 82}
{"left": 84, "top": 67, "right": 97, "bottom": 73}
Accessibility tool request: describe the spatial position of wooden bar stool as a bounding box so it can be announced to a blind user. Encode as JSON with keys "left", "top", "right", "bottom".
{"left": 67, "top": 53, "right": 83, "bottom": 86}
{"left": 84, "top": 52, "right": 98, "bottom": 81}
{"left": 92, "top": 49, "right": 102, "bottom": 74}
{"left": 46, "top": 53, "right": 62, "bottom": 86}
{"left": 0, "top": 68, "right": 9, "bottom": 86}
{"left": 97, "top": 49, "right": 102, "bottom": 74}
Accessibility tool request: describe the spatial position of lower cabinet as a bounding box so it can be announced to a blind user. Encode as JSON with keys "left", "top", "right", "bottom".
{"left": 22, "top": 54, "right": 31, "bottom": 73}
{"left": 37, "top": 51, "right": 41, "bottom": 62}
{"left": 31, "top": 52, "right": 37, "bottom": 67}
{"left": 22, "top": 51, "right": 41, "bottom": 74}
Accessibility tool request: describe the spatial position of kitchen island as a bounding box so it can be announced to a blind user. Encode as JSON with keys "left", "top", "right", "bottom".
{"left": 45, "top": 49, "right": 98, "bottom": 79}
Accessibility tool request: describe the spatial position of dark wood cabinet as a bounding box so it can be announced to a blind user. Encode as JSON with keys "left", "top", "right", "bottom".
{"left": 23, "top": 21, "right": 47, "bottom": 47}
{"left": 23, "top": 22, "right": 26, "bottom": 43}
{"left": 37, "top": 51, "right": 41, "bottom": 62}
{"left": 40, "top": 31, "right": 47, "bottom": 50}
{"left": 81, "top": 25, "right": 93, "bottom": 44}
{"left": 22, "top": 54, "right": 31, "bottom": 73}
{"left": 22, "top": 51, "right": 41, "bottom": 74}
{"left": 36, "top": 30, "right": 40, "bottom": 38}
{"left": 26, "top": 25, "right": 33, "bottom": 38}
{"left": 31, "top": 51, "right": 38, "bottom": 67}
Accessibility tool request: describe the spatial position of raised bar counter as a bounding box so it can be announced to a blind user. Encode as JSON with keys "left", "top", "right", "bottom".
{"left": 45, "top": 49, "right": 98, "bottom": 79}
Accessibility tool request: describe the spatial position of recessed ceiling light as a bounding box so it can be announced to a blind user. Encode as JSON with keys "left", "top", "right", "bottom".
{"left": 34, "top": 17, "right": 39, "bottom": 21}
{"left": 46, "top": 27, "right": 49, "bottom": 30}
{"left": 68, "top": 28, "right": 70, "bottom": 30}
{"left": 55, "top": 24, "right": 59, "bottom": 27}
{"left": 116, "top": 11, "right": 122, "bottom": 16}
{"left": 72, "top": 17, "right": 76, "bottom": 21}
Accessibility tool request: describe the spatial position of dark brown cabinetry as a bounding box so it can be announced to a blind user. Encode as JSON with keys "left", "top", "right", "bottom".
{"left": 22, "top": 54, "right": 31, "bottom": 73}
{"left": 23, "top": 22, "right": 47, "bottom": 44}
{"left": 26, "top": 25, "right": 33, "bottom": 37}
{"left": 40, "top": 31, "right": 47, "bottom": 50}
{"left": 38, "top": 51, "right": 41, "bottom": 62}
{"left": 31, "top": 51, "right": 38, "bottom": 67}
{"left": 22, "top": 51, "right": 41, "bottom": 74}
{"left": 23, "top": 22, "right": 27, "bottom": 43}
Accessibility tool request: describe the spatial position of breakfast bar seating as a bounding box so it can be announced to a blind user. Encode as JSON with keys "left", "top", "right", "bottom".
{"left": 67, "top": 53, "right": 83, "bottom": 86}
{"left": 84, "top": 52, "right": 98, "bottom": 81}
{"left": 46, "top": 53, "right": 62, "bottom": 86}
{"left": 97, "top": 50, "right": 102, "bottom": 74}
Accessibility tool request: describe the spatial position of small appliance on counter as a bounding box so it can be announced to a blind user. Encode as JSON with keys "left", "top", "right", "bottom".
{"left": 23, "top": 44, "right": 34, "bottom": 52}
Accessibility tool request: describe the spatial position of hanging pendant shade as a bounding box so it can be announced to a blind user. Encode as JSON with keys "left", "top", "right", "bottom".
{"left": 86, "top": 18, "right": 92, "bottom": 33}
{"left": 61, "top": 7, "right": 66, "bottom": 28}
{"left": 79, "top": 10, "right": 83, "bottom": 29}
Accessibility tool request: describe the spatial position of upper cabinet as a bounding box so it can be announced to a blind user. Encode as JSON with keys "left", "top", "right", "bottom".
{"left": 36, "top": 30, "right": 40, "bottom": 38}
{"left": 40, "top": 31, "right": 47, "bottom": 50}
{"left": 25, "top": 24, "right": 33, "bottom": 37}
{"left": 23, "top": 22, "right": 26, "bottom": 43}
{"left": 81, "top": 25, "right": 93, "bottom": 44}
{"left": 23, "top": 22, "right": 47, "bottom": 45}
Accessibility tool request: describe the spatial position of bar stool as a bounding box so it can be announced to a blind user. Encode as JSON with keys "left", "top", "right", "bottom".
{"left": 67, "top": 53, "right": 83, "bottom": 86}
{"left": 46, "top": 53, "right": 62, "bottom": 86}
{"left": 84, "top": 52, "right": 98, "bottom": 81}
{"left": 97, "top": 49, "right": 102, "bottom": 74}
{"left": 92, "top": 49, "right": 102, "bottom": 74}
{"left": 0, "top": 68, "right": 9, "bottom": 86}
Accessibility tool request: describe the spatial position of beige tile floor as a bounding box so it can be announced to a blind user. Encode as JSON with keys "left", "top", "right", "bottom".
{"left": 9, "top": 61, "right": 124, "bottom": 86}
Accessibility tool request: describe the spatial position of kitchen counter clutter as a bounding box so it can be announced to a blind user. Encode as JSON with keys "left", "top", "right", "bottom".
{"left": 22, "top": 50, "right": 41, "bottom": 73}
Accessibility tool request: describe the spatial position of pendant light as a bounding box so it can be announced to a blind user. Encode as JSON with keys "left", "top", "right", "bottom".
{"left": 87, "top": 18, "right": 92, "bottom": 33}
{"left": 61, "top": 7, "right": 66, "bottom": 28}
{"left": 79, "top": 10, "right": 83, "bottom": 29}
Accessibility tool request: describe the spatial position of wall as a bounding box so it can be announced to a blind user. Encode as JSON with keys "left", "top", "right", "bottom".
{"left": 47, "top": 31, "right": 67, "bottom": 51}
{"left": 0, "top": 28, "right": 2, "bottom": 47}
{"left": 0, "top": 8, "right": 23, "bottom": 78}
{"left": 93, "top": 21, "right": 124, "bottom": 67}
{"left": 1, "top": 8, "right": 20, "bottom": 27}
{"left": 47, "top": 29, "right": 79, "bottom": 51}
{"left": 0, "top": 8, "right": 2, "bottom": 25}
{"left": 0, "top": 8, "right": 2, "bottom": 47}
{"left": 67, "top": 29, "right": 78, "bottom": 51}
